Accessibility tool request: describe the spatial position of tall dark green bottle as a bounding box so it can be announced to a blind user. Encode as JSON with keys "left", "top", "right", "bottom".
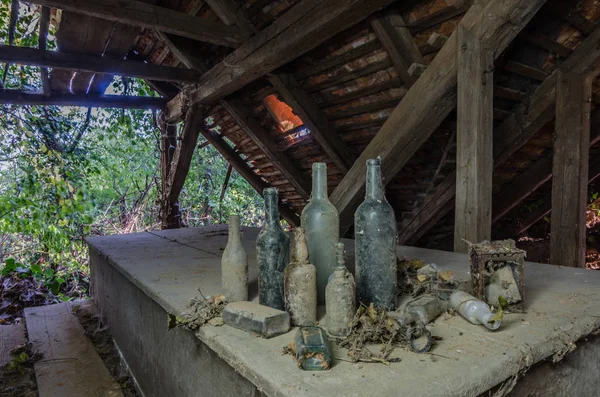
{"left": 256, "top": 188, "right": 290, "bottom": 310}
{"left": 354, "top": 159, "right": 397, "bottom": 310}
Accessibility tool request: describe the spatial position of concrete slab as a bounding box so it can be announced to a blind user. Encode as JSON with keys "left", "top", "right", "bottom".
{"left": 0, "top": 324, "right": 26, "bottom": 366}
{"left": 88, "top": 226, "right": 600, "bottom": 397}
{"left": 24, "top": 302, "right": 123, "bottom": 397}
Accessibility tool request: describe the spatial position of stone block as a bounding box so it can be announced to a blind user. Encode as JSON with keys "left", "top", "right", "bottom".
{"left": 223, "top": 302, "right": 290, "bottom": 338}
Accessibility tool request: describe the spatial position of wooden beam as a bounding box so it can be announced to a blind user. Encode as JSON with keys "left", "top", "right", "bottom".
{"left": 199, "top": 128, "right": 300, "bottom": 225}
{"left": 166, "top": 0, "right": 399, "bottom": 120}
{"left": 268, "top": 73, "right": 355, "bottom": 173}
{"left": 550, "top": 69, "right": 592, "bottom": 268}
{"left": 369, "top": 11, "right": 424, "bottom": 86}
{"left": 160, "top": 123, "right": 179, "bottom": 229}
{"left": 38, "top": 6, "right": 51, "bottom": 96}
{"left": 220, "top": 98, "right": 311, "bottom": 200}
{"left": 454, "top": 24, "right": 493, "bottom": 253}
{"left": 205, "top": 0, "right": 256, "bottom": 34}
{"left": 29, "top": 0, "right": 248, "bottom": 47}
{"left": 397, "top": 27, "right": 600, "bottom": 245}
{"left": 0, "top": 90, "right": 167, "bottom": 108}
{"left": 0, "top": 45, "right": 202, "bottom": 83}
{"left": 330, "top": 0, "right": 547, "bottom": 233}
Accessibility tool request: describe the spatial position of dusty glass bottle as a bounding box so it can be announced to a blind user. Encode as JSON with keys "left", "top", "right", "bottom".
{"left": 301, "top": 162, "right": 339, "bottom": 305}
{"left": 256, "top": 188, "right": 290, "bottom": 310}
{"left": 355, "top": 158, "right": 398, "bottom": 310}
{"left": 221, "top": 215, "right": 248, "bottom": 302}
{"left": 284, "top": 228, "right": 317, "bottom": 326}
{"left": 325, "top": 242, "right": 355, "bottom": 337}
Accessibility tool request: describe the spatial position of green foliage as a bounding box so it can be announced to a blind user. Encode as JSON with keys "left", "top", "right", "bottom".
{"left": 0, "top": 3, "right": 263, "bottom": 295}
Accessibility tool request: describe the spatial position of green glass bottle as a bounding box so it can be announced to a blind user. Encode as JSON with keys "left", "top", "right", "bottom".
{"left": 301, "top": 163, "right": 339, "bottom": 305}
{"left": 256, "top": 188, "right": 290, "bottom": 310}
{"left": 354, "top": 159, "right": 398, "bottom": 310}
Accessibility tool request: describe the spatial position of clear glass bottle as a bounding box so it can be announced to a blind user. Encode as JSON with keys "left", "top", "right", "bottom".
{"left": 256, "top": 188, "right": 290, "bottom": 310}
{"left": 284, "top": 228, "right": 317, "bottom": 326}
{"left": 301, "top": 163, "right": 339, "bottom": 305}
{"left": 354, "top": 158, "right": 398, "bottom": 310}
{"left": 221, "top": 215, "right": 248, "bottom": 302}
{"left": 325, "top": 242, "right": 355, "bottom": 337}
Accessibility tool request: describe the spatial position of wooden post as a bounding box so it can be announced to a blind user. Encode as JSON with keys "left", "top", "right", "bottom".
{"left": 454, "top": 25, "right": 493, "bottom": 253}
{"left": 160, "top": 122, "right": 179, "bottom": 229}
{"left": 550, "top": 69, "right": 592, "bottom": 267}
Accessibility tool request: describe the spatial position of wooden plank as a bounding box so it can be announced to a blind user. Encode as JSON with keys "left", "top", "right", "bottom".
{"left": 369, "top": 11, "right": 424, "bottom": 86}
{"left": 550, "top": 69, "right": 591, "bottom": 268}
{"left": 167, "top": 0, "right": 399, "bottom": 120}
{"left": 24, "top": 302, "right": 123, "bottom": 397}
{"left": 0, "top": 45, "right": 201, "bottom": 83}
{"left": 221, "top": 98, "right": 311, "bottom": 199}
{"left": 329, "top": 0, "right": 548, "bottom": 233}
{"left": 29, "top": 0, "right": 248, "bottom": 47}
{"left": 546, "top": 0, "right": 598, "bottom": 35}
{"left": 397, "top": 28, "right": 600, "bottom": 244}
{"left": 268, "top": 73, "right": 355, "bottom": 173}
{"left": 0, "top": 324, "right": 26, "bottom": 366}
{"left": 205, "top": 0, "right": 256, "bottom": 34}
{"left": 0, "top": 90, "right": 167, "bottom": 108}
{"left": 523, "top": 32, "right": 573, "bottom": 58}
{"left": 454, "top": 24, "right": 493, "bottom": 253}
{"left": 405, "top": 0, "right": 473, "bottom": 33}
{"left": 503, "top": 60, "right": 549, "bottom": 81}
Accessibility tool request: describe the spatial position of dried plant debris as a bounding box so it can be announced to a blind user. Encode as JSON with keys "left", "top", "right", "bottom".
{"left": 169, "top": 294, "right": 227, "bottom": 331}
{"left": 398, "top": 257, "right": 459, "bottom": 298}
{"left": 338, "top": 304, "right": 405, "bottom": 364}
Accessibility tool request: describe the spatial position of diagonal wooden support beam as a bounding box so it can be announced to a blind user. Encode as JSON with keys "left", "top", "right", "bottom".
{"left": 397, "top": 25, "right": 600, "bottom": 245}
{"left": 29, "top": 0, "right": 248, "bottom": 47}
{"left": 369, "top": 10, "right": 424, "bottom": 87}
{"left": 221, "top": 98, "right": 311, "bottom": 200}
{"left": 267, "top": 73, "right": 355, "bottom": 173}
{"left": 166, "top": 0, "right": 399, "bottom": 122}
{"left": 330, "top": 0, "right": 548, "bottom": 234}
{"left": 199, "top": 128, "right": 300, "bottom": 225}
{"left": 0, "top": 45, "right": 202, "bottom": 83}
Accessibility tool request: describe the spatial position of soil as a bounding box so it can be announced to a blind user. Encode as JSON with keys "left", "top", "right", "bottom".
{"left": 0, "top": 342, "right": 40, "bottom": 397}
{"left": 72, "top": 302, "right": 139, "bottom": 397}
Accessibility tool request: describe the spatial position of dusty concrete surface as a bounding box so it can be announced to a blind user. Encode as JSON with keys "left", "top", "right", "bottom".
{"left": 88, "top": 226, "right": 600, "bottom": 397}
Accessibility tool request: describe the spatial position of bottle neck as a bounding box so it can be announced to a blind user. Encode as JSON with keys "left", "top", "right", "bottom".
{"left": 228, "top": 216, "right": 241, "bottom": 240}
{"left": 264, "top": 193, "right": 280, "bottom": 226}
{"left": 312, "top": 163, "right": 328, "bottom": 200}
{"left": 366, "top": 161, "right": 384, "bottom": 201}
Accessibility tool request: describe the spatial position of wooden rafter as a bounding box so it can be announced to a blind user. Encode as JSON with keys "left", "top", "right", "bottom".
{"left": 0, "top": 45, "right": 202, "bottom": 83}
{"left": 165, "top": 0, "right": 399, "bottom": 122}
{"left": 221, "top": 98, "right": 311, "bottom": 200}
{"left": 268, "top": 73, "right": 355, "bottom": 173}
{"left": 29, "top": 0, "right": 248, "bottom": 47}
{"left": 0, "top": 90, "right": 167, "bottom": 108}
{"left": 397, "top": 25, "right": 600, "bottom": 245}
{"left": 369, "top": 10, "right": 424, "bottom": 87}
{"left": 38, "top": 6, "right": 51, "bottom": 96}
{"left": 330, "top": 0, "right": 547, "bottom": 233}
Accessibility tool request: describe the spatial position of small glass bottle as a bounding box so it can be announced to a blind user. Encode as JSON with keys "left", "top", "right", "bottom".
{"left": 326, "top": 242, "right": 355, "bottom": 337}
{"left": 301, "top": 163, "right": 339, "bottom": 305}
{"left": 284, "top": 228, "right": 317, "bottom": 326}
{"left": 221, "top": 215, "right": 248, "bottom": 302}
{"left": 256, "top": 188, "right": 290, "bottom": 310}
{"left": 354, "top": 158, "right": 398, "bottom": 310}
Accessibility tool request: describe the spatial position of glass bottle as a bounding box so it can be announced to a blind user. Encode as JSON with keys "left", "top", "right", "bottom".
{"left": 256, "top": 188, "right": 290, "bottom": 310}
{"left": 301, "top": 163, "right": 339, "bottom": 305}
{"left": 354, "top": 158, "right": 398, "bottom": 310}
{"left": 325, "top": 242, "right": 355, "bottom": 337}
{"left": 284, "top": 228, "right": 317, "bottom": 326}
{"left": 221, "top": 215, "right": 248, "bottom": 302}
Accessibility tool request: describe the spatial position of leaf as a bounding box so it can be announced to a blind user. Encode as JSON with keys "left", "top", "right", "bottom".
{"left": 30, "top": 264, "right": 42, "bottom": 276}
